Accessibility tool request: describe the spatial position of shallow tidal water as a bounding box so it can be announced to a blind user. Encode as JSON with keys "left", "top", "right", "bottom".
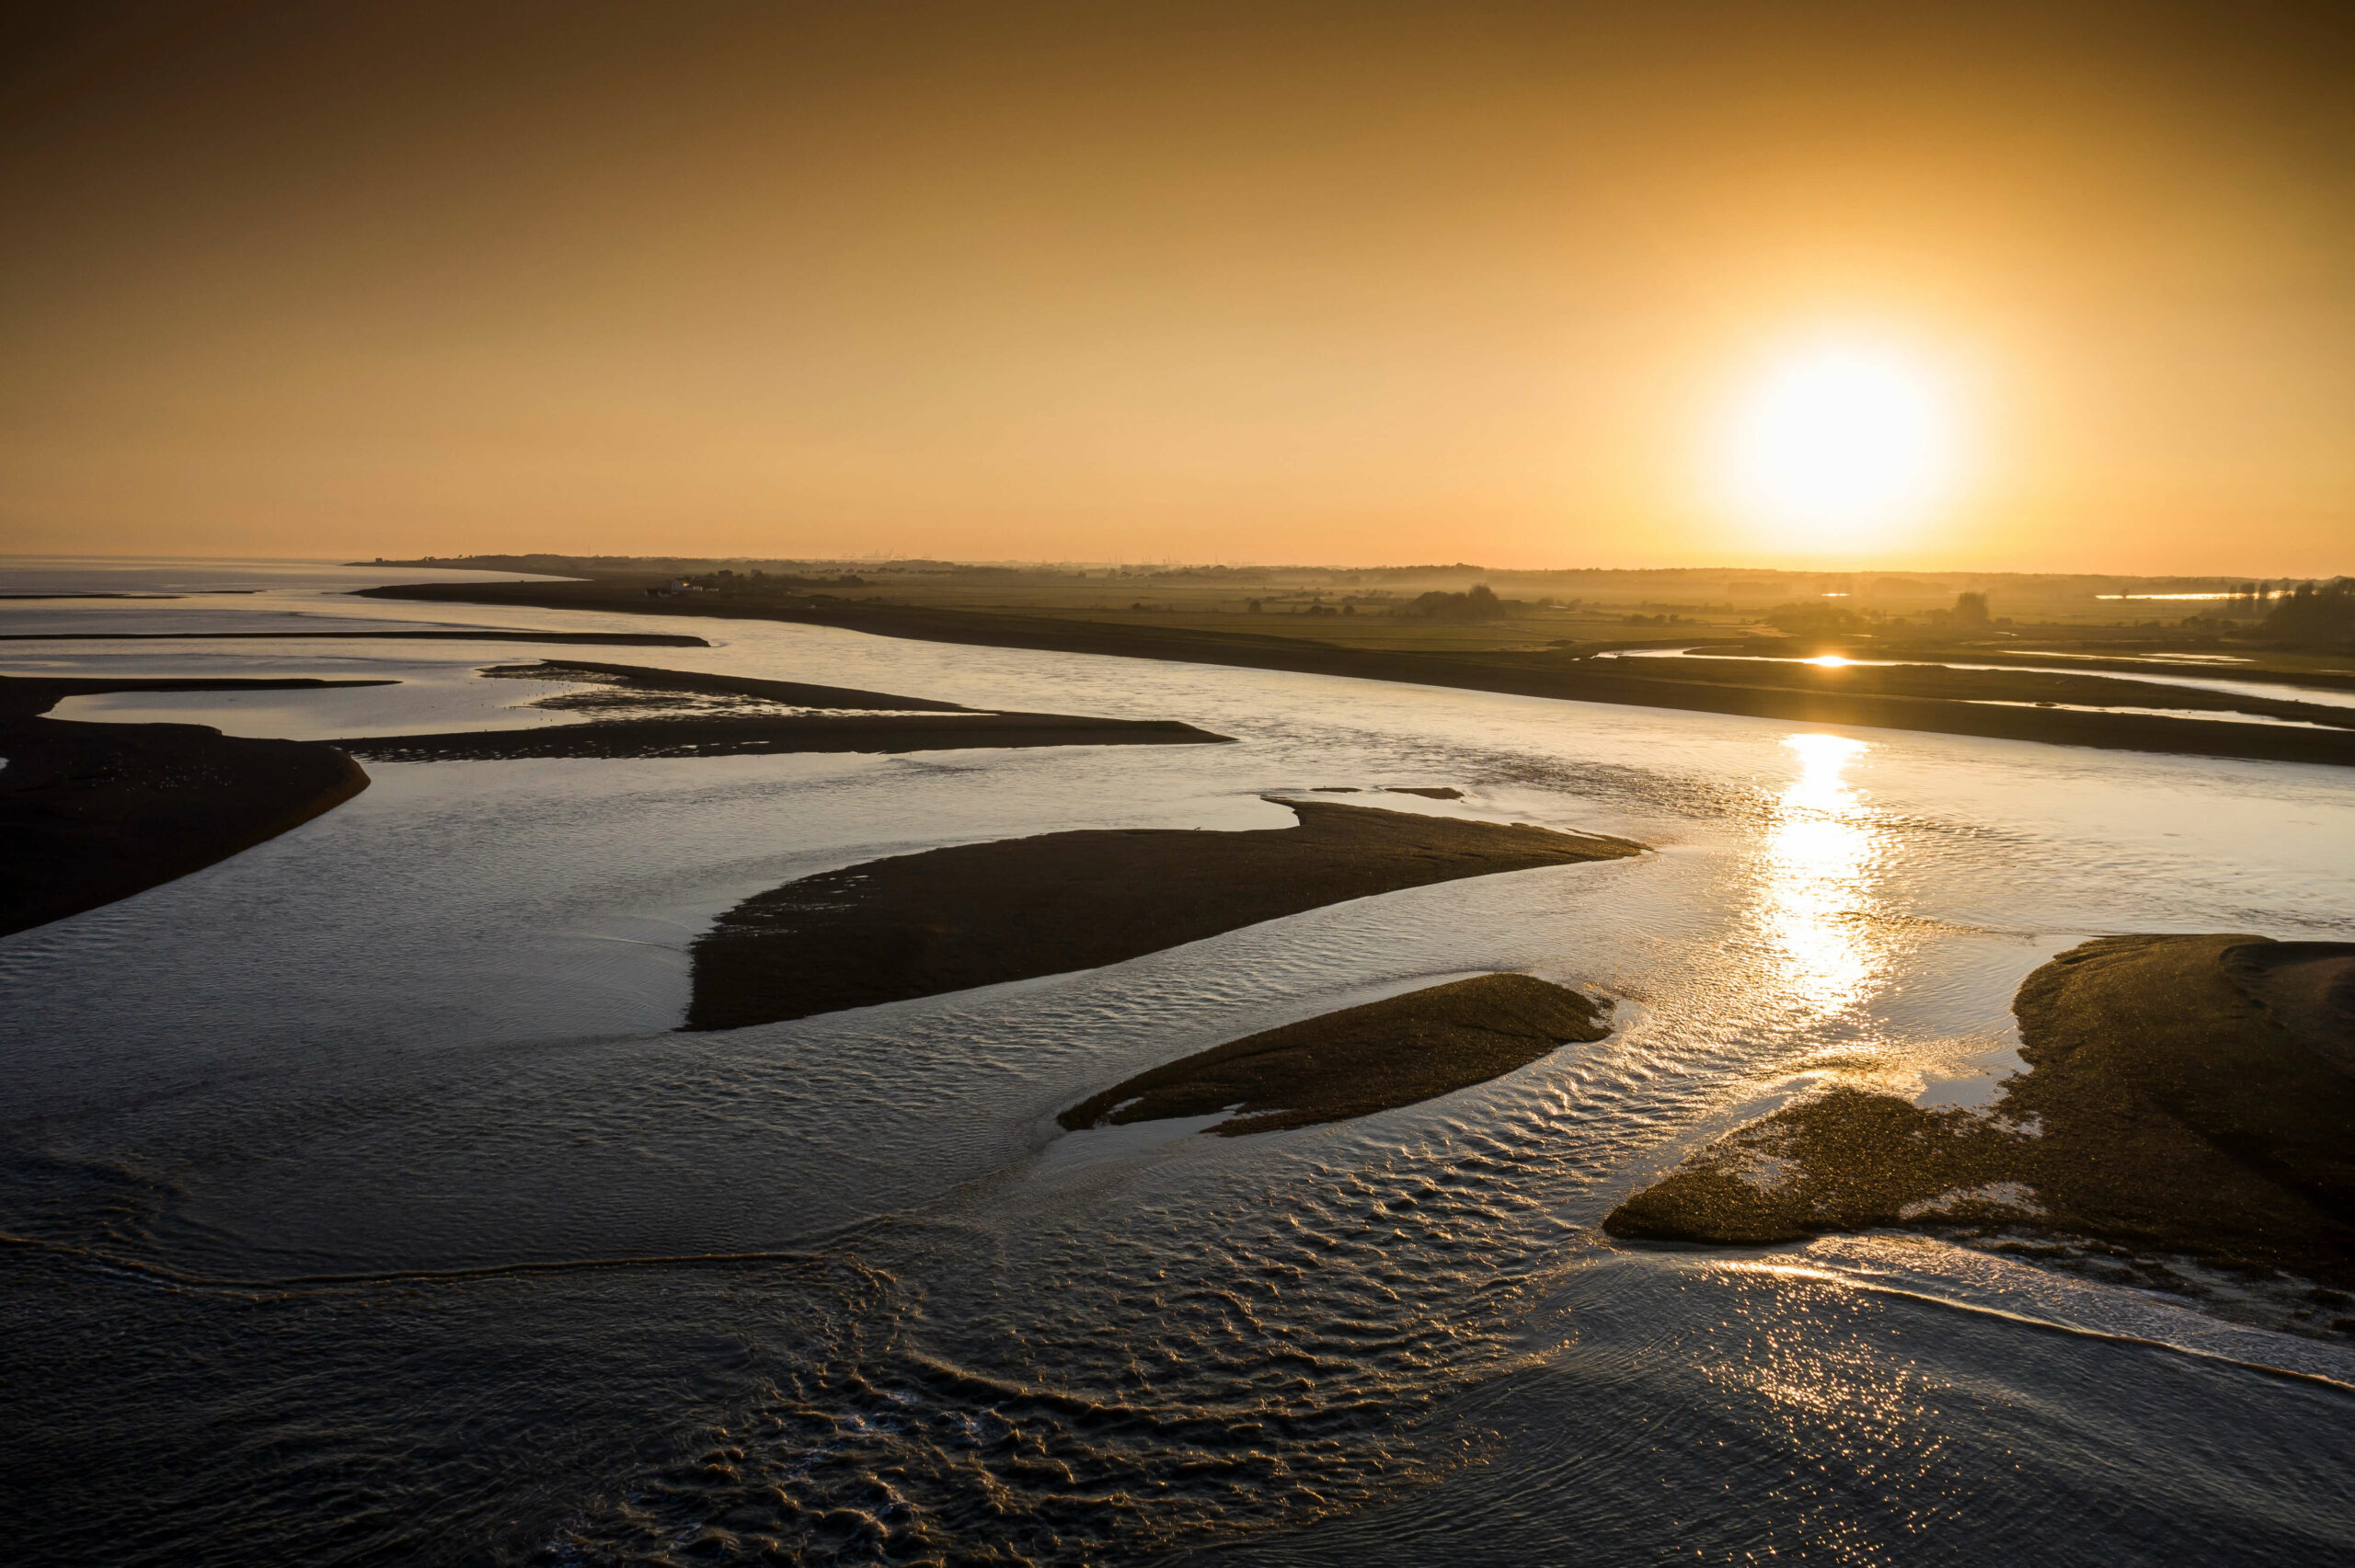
{"left": 5, "top": 561, "right": 2355, "bottom": 1564}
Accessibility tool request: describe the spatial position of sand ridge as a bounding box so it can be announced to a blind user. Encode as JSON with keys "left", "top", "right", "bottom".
{"left": 1059, "top": 973, "right": 1612, "bottom": 1137}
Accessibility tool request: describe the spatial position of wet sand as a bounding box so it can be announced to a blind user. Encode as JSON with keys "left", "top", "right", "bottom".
{"left": 1059, "top": 973, "right": 1611, "bottom": 1136}
{"left": 0, "top": 676, "right": 395, "bottom": 716}
{"left": 357, "top": 581, "right": 2355, "bottom": 767}
{"left": 333, "top": 659, "right": 1230, "bottom": 761}
{"left": 485, "top": 658, "right": 971, "bottom": 711}
{"left": 339, "top": 713, "right": 1229, "bottom": 761}
{"left": 0, "top": 629, "right": 710, "bottom": 646}
{"left": 688, "top": 799, "right": 1643, "bottom": 1029}
{"left": 1, "top": 677, "right": 376, "bottom": 936}
{"left": 1604, "top": 934, "right": 2355, "bottom": 1288}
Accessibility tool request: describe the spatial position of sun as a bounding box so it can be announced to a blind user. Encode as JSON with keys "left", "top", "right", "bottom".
{"left": 1717, "top": 338, "right": 1962, "bottom": 553}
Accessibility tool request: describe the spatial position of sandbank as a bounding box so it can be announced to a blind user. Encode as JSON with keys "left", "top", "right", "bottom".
{"left": 1, "top": 676, "right": 376, "bottom": 935}
{"left": 1059, "top": 973, "right": 1610, "bottom": 1137}
{"left": 688, "top": 799, "right": 1642, "bottom": 1029}
{"left": 332, "top": 659, "right": 1229, "bottom": 761}
{"left": 0, "top": 628, "right": 709, "bottom": 646}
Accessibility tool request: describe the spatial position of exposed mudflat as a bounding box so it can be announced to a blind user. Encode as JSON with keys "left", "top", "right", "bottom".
{"left": 1605, "top": 933, "right": 2355, "bottom": 1286}
{"left": 337, "top": 712, "right": 1229, "bottom": 761}
{"left": 331, "top": 659, "right": 1231, "bottom": 761}
{"left": 1059, "top": 973, "right": 1611, "bottom": 1136}
{"left": 688, "top": 799, "right": 1643, "bottom": 1030}
{"left": 0, "top": 628, "right": 710, "bottom": 645}
{"left": 0, "top": 674, "right": 396, "bottom": 719}
{"left": 1, "top": 675, "right": 375, "bottom": 936}
{"left": 483, "top": 658, "right": 975, "bottom": 712}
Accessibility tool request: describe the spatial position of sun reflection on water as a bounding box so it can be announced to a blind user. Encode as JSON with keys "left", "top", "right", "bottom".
{"left": 1756, "top": 733, "right": 1888, "bottom": 1018}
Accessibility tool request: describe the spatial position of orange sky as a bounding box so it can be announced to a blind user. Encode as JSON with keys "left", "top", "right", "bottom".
{"left": 2, "top": 1, "right": 2350, "bottom": 572}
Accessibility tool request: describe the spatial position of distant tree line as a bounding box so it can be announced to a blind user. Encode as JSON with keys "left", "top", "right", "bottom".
{"left": 2264, "top": 578, "right": 2355, "bottom": 642}
{"left": 1399, "top": 584, "right": 1511, "bottom": 622}
{"left": 1763, "top": 590, "right": 1993, "bottom": 635}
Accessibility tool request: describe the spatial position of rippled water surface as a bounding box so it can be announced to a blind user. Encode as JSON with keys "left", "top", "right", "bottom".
{"left": 6, "top": 562, "right": 2354, "bottom": 1564}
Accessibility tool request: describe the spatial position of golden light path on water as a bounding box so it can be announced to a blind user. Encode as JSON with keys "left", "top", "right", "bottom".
{"left": 1754, "top": 733, "right": 1889, "bottom": 1022}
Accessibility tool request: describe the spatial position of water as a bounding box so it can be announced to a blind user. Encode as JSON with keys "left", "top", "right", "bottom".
{"left": 1966, "top": 700, "right": 2343, "bottom": 730}
{"left": 6, "top": 561, "right": 2354, "bottom": 1564}
{"left": 1596, "top": 645, "right": 2355, "bottom": 714}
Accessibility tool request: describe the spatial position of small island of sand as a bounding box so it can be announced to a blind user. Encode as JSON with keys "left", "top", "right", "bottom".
{"left": 1, "top": 675, "right": 383, "bottom": 936}
{"left": 1060, "top": 973, "right": 1611, "bottom": 1137}
{"left": 334, "top": 659, "right": 1232, "bottom": 761}
{"left": 688, "top": 800, "right": 1643, "bottom": 1030}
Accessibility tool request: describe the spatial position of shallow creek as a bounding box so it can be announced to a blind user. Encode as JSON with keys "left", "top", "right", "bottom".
{"left": 1597, "top": 643, "right": 2355, "bottom": 713}
{"left": 6, "top": 564, "right": 2355, "bottom": 1564}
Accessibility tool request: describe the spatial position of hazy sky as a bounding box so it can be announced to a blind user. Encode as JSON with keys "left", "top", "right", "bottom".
{"left": 3, "top": 1, "right": 2350, "bottom": 571}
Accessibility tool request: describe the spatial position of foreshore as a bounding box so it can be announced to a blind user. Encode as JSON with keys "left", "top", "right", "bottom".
{"left": 357, "top": 581, "right": 2355, "bottom": 768}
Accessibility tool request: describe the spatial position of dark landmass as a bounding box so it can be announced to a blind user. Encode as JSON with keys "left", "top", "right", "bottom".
{"left": 332, "top": 658, "right": 1228, "bottom": 761}
{"left": 0, "top": 676, "right": 395, "bottom": 716}
{"left": 1386, "top": 785, "right": 1464, "bottom": 799}
{"left": 1604, "top": 934, "right": 2355, "bottom": 1288}
{"left": 0, "top": 628, "right": 709, "bottom": 646}
{"left": 339, "top": 713, "right": 1228, "bottom": 762}
{"left": 687, "top": 799, "right": 1643, "bottom": 1030}
{"left": 1059, "top": 973, "right": 1611, "bottom": 1137}
{"left": 356, "top": 581, "right": 2355, "bottom": 767}
{"left": 1, "top": 677, "right": 375, "bottom": 937}
{"left": 483, "top": 658, "right": 969, "bottom": 712}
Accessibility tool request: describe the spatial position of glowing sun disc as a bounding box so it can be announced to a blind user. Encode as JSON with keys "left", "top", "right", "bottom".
{"left": 1720, "top": 340, "right": 1960, "bottom": 549}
